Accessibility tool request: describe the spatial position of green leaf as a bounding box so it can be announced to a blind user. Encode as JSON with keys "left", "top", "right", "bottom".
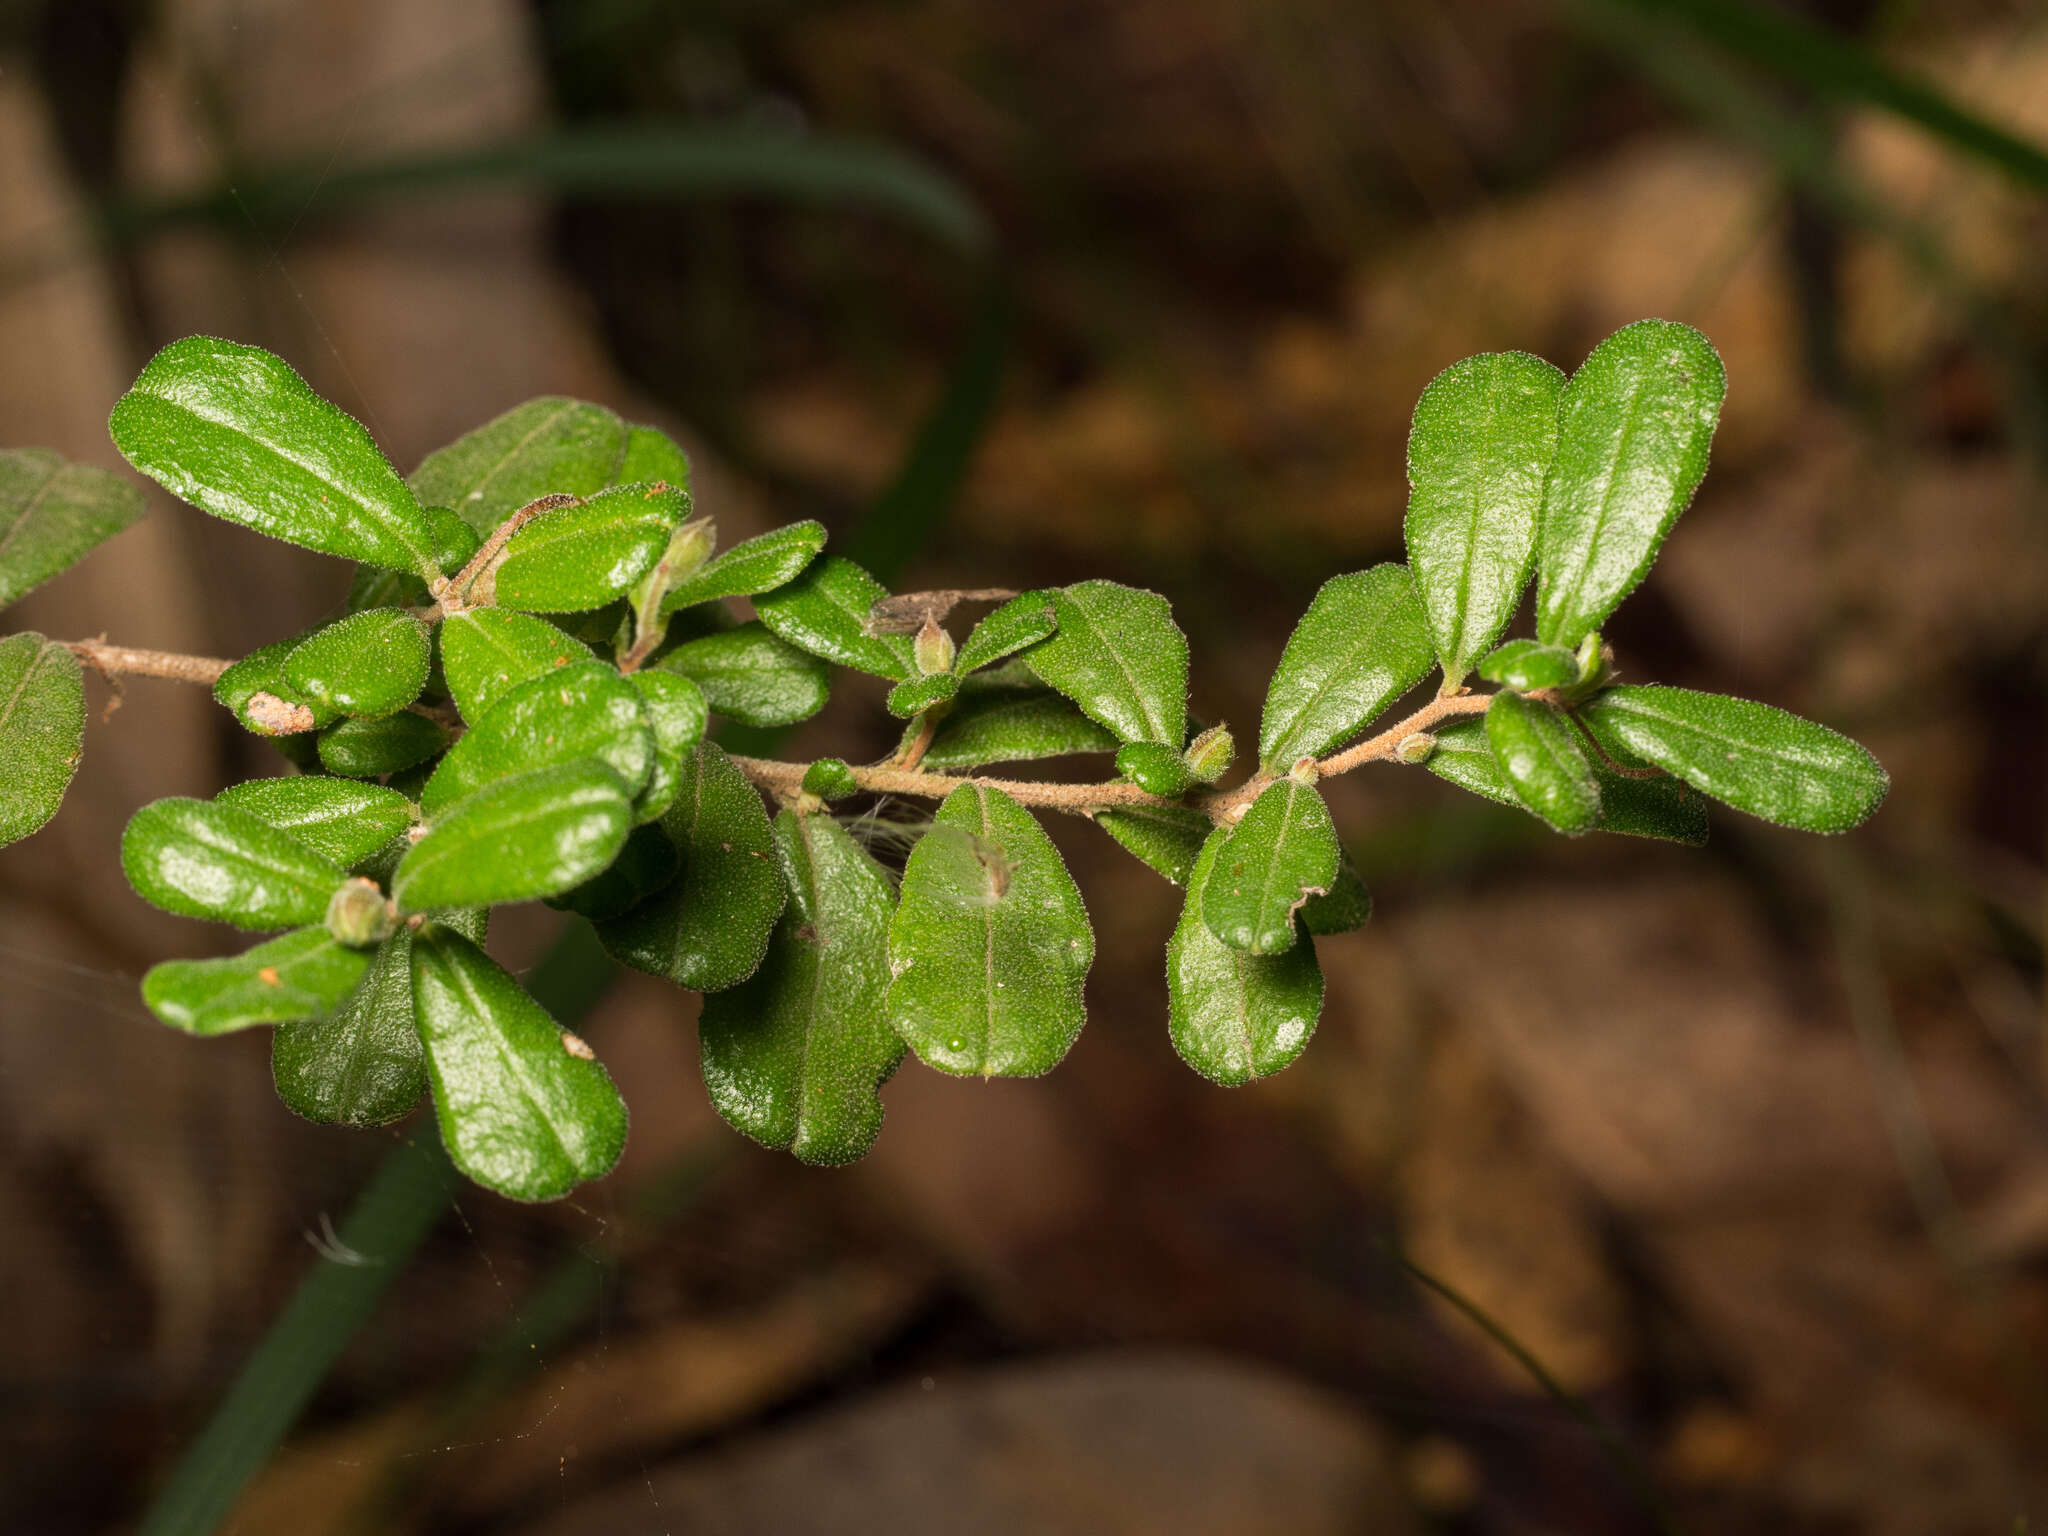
{"left": 438, "top": 608, "right": 589, "bottom": 724}
{"left": 1170, "top": 829, "right": 1324, "bottom": 1086}
{"left": 142, "top": 927, "right": 372, "bottom": 1036}
{"left": 281, "top": 607, "right": 431, "bottom": 718}
{"left": 626, "top": 670, "right": 707, "bottom": 824}
{"left": 214, "top": 634, "right": 335, "bottom": 736}
{"left": 953, "top": 591, "right": 1057, "bottom": 675}
{"left": 753, "top": 555, "right": 916, "bottom": 680}
{"left": 1025, "top": 580, "right": 1186, "bottom": 746}
{"left": 410, "top": 925, "right": 628, "bottom": 1202}
{"left": 0, "top": 449, "right": 146, "bottom": 606}
{"left": 596, "top": 742, "right": 784, "bottom": 991}
{"left": 421, "top": 663, "right": 651, "bottom": 816}
{"left": 659, "top": 520, "right": 826, "bottom": 614}
{"left": 122, "top": 797, "right": 346, "bottom": 929}
{"left": 273, "top": 909, "right": 486, "bottom": 1127}
{"left": 1485, "top": 691, "right": 1601, "bottom": 835}
{"left": 393, "top": 761, "right": 632, "bottom": 912}
{"left": 1577, "top": 685, "right": 1885, "bottom": 832}
{"left": 616, "top": 423, "right": 692, "bottom": 491}
{"left": 346, "top": 562, "right": 430, "bottom": 614}
{"left": 699, "top": 810, "right": 905, "bottom": 1164}
{"left": 1422, "top": 716, "right": 1519, "bottom": 807}
{"left": 1403, "top": 352, "right": 1564, "bottom": 686}
{"left": 887, "top": 783, "right": 1093, "bottom": 1077}
{"left": 886, "top": 670, "right": 959, "bottom": 719}
{"left": 1535, "top": 320, "right": 1727, "bottom": 647}
{"left": 0, "top": 633, "right": 84, "bottom": 849}
{"left": 1200, "top": 776, "right": 1339, "bottom": 955}
{"left": 1259, "top": 565, "right": 1434, "bottom": 771}
{"left": 1422, "top": 714, "right": 1700, "bottom": 843}
{"left": 657, "top": 622, "right": 829, "bottom": 728}
{"left": 1301, "top": 857, "right": 1372, "bottom": 935}
{"left": 545, "top": 821, "right": 680, "bottom": 922}
{"left": 801, "top": 758, "right": 861, "bottom": 800}
{"left": 108, "top": 337, "right": 444, "bottom": 576}
{"left": 1477, "top": 638, "right": 1579, "bottom": 693}
{"left": 490, "top": 482, "right": 685, "bottom": 613}
{"left": 317, "top": 711, "right": 450, "bottom": 779}
{"left": 1094, "top": 802, "right": 1212, "bottom": 886}
{"left": 1115, "top": 740, "right": 1192, "bottom": 797}
{"left": 409, "top": 397, "right": 627, "bottom": 537}
{"left": 914, "top": 679, "right": 1118, "bottom": 771}
{"left": 214, "top": 778, "right": 416, "bottom": 867}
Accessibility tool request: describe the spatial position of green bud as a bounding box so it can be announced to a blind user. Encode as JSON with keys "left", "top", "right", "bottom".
{"left": 914, "top": 615, "right": 956, "bottom": 677}
{"left": 801, "top": 757, "right": 862, "bottom": 801}
{"left": 1574, "top": 631, "right": 1608, "bottom": 688}
{"left": 1183, "top": 724, "right": 1235, "bottom": 784}
{"left": 1287, "top": 755, "right": 1321, "bottom": 785}
{"left": 1395, "top": 731, "right": 1436, "bottom": 765}
{"left": 664, "top": 516, "right": 717, "bottom": 582}
{"left": 324, "top": 876, "right": 394, "bottom": 948}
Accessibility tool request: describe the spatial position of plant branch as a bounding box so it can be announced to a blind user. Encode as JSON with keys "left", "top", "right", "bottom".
{"left": 1313, "top": 689, "right": 1491, "bottom": 776}
{"left": 65, "top": 638, "right": 232, "bottom": 686}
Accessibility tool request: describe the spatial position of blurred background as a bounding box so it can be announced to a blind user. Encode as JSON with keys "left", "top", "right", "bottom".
{"left": 3, "top": 0, "right": 2047, "bottom": 1531}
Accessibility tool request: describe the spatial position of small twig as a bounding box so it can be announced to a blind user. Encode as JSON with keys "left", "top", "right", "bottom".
{"left": 893, "top": 709, "right": 942, "bottom": 773}
{"left": 65, "top": 638, "right": 232, "bottom": 687}
{"left": 867, "top": 588, "right": 1020, "bottom": 635}
{"left": 436, "top": 494, "right": 578, "bottom": 613}
{"left": 1563, "top": 709, "right": 1666, "bottom": 781}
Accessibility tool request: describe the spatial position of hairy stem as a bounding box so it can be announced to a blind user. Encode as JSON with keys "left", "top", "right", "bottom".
{"left": 66, "top": 638, "right": 232, "bottom": 686}
{"left": 435, "top": 493, "right": 578, "bottom": 613}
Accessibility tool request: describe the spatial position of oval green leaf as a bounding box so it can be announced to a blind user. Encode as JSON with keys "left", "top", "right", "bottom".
{"left": 1422, "top": 716, "right": 1518, "bottom": 807}
{"left": 108, "top": 336, "right": 443, "bottom": 575}
{"left": 213, "top": 633, "right": 335, "bottom": 736}
{"left": 0, "top": 633, "right": 85, "bottom": 849}
{"left": 1535, "top": 320, "right": 1727, "bottom": 647}
{"left": 393, "top": 760, "right": 632, "bottom": 912}
{"left": 1170, "top": 829, "right": 1324, "bottom": 1086}
{"left": 214, "top": 777, "right": 416, "bottom": 867}
{"left": 953, "top": 591, "right": 1058, "bottom": 675}
{"left": 409, "top": 396, "right": 627, "bottom": 536}
{"left": 142, "top": 926, "right": 371, "bottom": 1037}
{"left": 914, "top": 679, "right": 1118, "bottom": 771}
{"left": 1025, "top": 580, "right": 1186, "bottom": 746}
{"left": 887, "top": 783, "right": 1094, "bottom": 1077}
{"left": 317, "top": 711, "right": 450, "bottom": 779}
{"left": 1403, "top": 352, "right": 1564, "bottom": 686}
{"left": 0, "top": 449, "right": 146, "bottom": 606}
{"left": 282, "top": 607, "right": 431, "bottom": 718}
{"left": 616, "top": 423, "right": 692, "bottom": 491}
{"left": 411, "top": 925, "right": 628, "bottom": 1202}
{"left": 1259, "top": 564, "right": 1434, "bottom": 771}
{"left": 1476, "top": 638, "right": 1579, "bottom": 693}
{"left": 699, "top": 810, "right": 905, "bottom": 1165}
{"left": 886, "top": 670, "right": 959, "bottom": 719}
{"left": 595, "top": 742, "right": 784, "bottom": 992}
{"left": 657, "top": 622, "right": 829, "bottom": 728}
{"left": 1095, "top": 802, "right": 1212, "bottom": 886}
{"left": 544, "top": 822, "right": 681, "bottom": 922}
{"left": 1200, "top": 776, "right": 1339, "bottom": 956}
{"left": 421, "top": 663, "right": 651, "bottom": 817}
{"left": 1577, "top": 685, "right": 1885, "bottom": 833}
{"left": 1301, "top": 857, "right": 1372, "bottom": 935}
{"left": 753, "top": 555, "right": 916, "bottom": 680}
{"left": 122, "top": 797, "right": 346, "bottom": 929}
{"left": 627, "top": 670, "right": 707, "bottom": 824}
{"left": 439, "top": 607, "right": 589, "bottom": 725}
{"left": 659, "top": 520, "right": 826, "bottom": 614}
{"left": 491, "top": 482, "right": 686, "bottom": 613}
{"left": 1485, "top": 691, "right": 1600, "bottom": 835}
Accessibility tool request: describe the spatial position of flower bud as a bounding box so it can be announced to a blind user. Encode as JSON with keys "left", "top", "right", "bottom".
{"left": 802, "top": 757, "right": 862, "bottom": 800}
{"left": 325, "top": 877, "right": 394, "bottom": 948}
{"left": 664, "top": 516, "right": 717, "bottom": 582}
{"left": 1182, "top": 723, "right": 1235, "bottom": 784}
{"left": 914, "top": 614, "right": 956, "bottom": 677}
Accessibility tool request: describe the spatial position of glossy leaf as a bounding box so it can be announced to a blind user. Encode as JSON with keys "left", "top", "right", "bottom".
{"left": 887, "top": 783, "right": 1093, "bottom": 1077}
{"left": 753, "top": 555, "right": 915, "bottom": 680}
{"left": 439, "top": 608, "right": 588, "bottom": 724}
{"left": 0, "top": 449, "right": 146, "bottom": 606}
{"left": 1115, "top": 740, "right": 1192, "bottom": 797}
{"left": 1424, "top": 714, "right": 1701, "bottom": 843}
{"left": 282, "top": 607, "right": 431, "bottom": 718}
{"left": 626, "top": 670, "right": 707, "bottom": 824}
{"left": 1578, "top": 685, "right": 1886, "bottom": 833}
{"left": 915, "top": 682, "right": 1118, "bottom": 771}
{"left": 1170, "top": 829, "right": 1324, "bottom": 1085}
{"left": 1535, "top": 320, "right": 1727, "bottom": 646}
{"left": 1301, "top": 857, "right": 1372, "bottom": 935}
{"left": 1200, "top": 776, "right": 1339, "bottom": 955}
{"left": 1485, "top": 691, "right": 1600, "bottom": 835}
{"left": 616, "top": 423, "right": 692, "bottom": 490}
{"left": 491, "top": 481, "right": 685, "bottom": 612}
{"left": 1477, "top": 638, "right": 1579, "bottom": 693}
{"left": 409, "top": 396, "right": 627, "bottom": 536}
{"left": 142, "top": 927, "right": 371, "bottom": 1037}
{"left": 272, "top": 908, "right": 486, "bottom": 1127}
{"left": 658, "top": 623, "right": 829, "bottom": 728}
{"left": 214, "top": 777, "right": 416, "bottom": 867}
{"left": 345, "top": 562, "right": 429, "bottom": 615}
{"left": 1095, "top": 802, "right": 1212, "bottom": 886}
{"left": 1025, "top": 580, "right": 1186, "bottom": 746}
{"left": 122, "top": 797, "right": 346, "bottom": 929}
{"left": 108, "top": 336, "right": 444, "bottom": 575}
{"left": 393, "top": 761, "right": 632, "bottom": 912}
{"left": 953, "top": 591, "right": 1057, "bottom": 675}
{"left": 596, "top": 743, "right": 784, "bottom": 992}
{"left": 421, "top": 664, "right": 651, "bottom": 816}
{"left": 545, "top": 822, "right": 680, "bottom": 922}
{"left": 886, "top": 671, "right": 959, "bottom": 719}
{"left": 699, "top": 810, "right": 904, "bottom": 1164}
{"left": 1403, "top": 352, "right": 1564, "bottom": 685}
{"left": 213, "top": 635, "right": 334, "bottom": 736}
{"left": 0, "top": 634, "right": 85, "bottom": 849}
{"left": 659, "top": 520, "right": 826, "bottom": 613}
{"left": 410, "top": 926, "right": 628, "bottom": 1202}
{"left": 1259, "top": 565, "right": 1433, "bottom": 771}
{"left": 316, "top": 711, "right": 450, "bottom": 778}
{"left": 1422, "top": 717, "right": 1518, "bottom": 807}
